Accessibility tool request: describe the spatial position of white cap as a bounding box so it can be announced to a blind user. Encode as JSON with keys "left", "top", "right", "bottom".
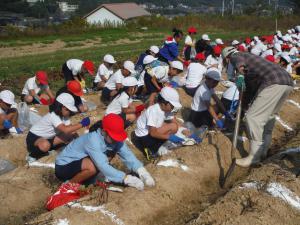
{"left": 287, "top": 29, "right": 292, "bottom": 34}
{"left": 205, "top": 68, "right": 221, "bottom": 81}
{"left": 143, "top": 55, "right": 157, "bottom": 65}
{"left": 170, "top": 61, "right": 183, "bottom": 71}
{"left": 0, "top": 90, "right": 15, "bottom": 105}
{"left": 122, "top": 77, "right": 138, "bottom": 87}
{"left": 123, "top": 60, "right": 135, "bottom": 74}
{"left": 160, "top": 87, "right": 182, "bottom": 108}
{"left": 149, "top": 45, "right": 159, "bottom": 54}
{"left": 254, "top": 36, "right": 259, "bottom": 42}
{"left": 277, "top": 30, "right": 282, "bottom": 37}
{"left": 103, "top": 54, "right": 116, "bottom": 64}
{"left": 291, "top": 29, "right": 295, "bottom": 33}
{"left": 56, "top": 93, "right": 77, "bottom": 112}
{"left": 232, "top": 40, "right": 240, "bottom": 45}
{"left": 282, "top": 36, "right": 289, "bottom": 42}
{"left": 202, "top": 34, "right": 210, "bottom": 41}
{"left": 281, "top": 53, "right": 291, "bottom": 63}
{"left": 215, "top": 38, "right": 224, "bottom": 45}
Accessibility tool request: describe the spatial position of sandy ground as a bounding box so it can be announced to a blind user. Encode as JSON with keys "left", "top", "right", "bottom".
{"left": 0, "top": 83, "right": 300, "bottom": 225}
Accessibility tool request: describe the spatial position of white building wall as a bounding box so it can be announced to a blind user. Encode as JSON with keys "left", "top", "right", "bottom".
{"left": 86, "top": 8, "right": 124, "bottom": 26}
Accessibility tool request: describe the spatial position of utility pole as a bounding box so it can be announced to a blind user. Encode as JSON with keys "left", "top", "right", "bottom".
{"left": 222, "top": 0, "right": 225, "bottom": 17}
{"left": 231, "top": 0, "right": 235, "bottom": 15}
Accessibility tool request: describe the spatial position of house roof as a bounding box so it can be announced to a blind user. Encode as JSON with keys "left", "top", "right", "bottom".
{"left": 83, "top": 2, "right": 151, "bottom": 20}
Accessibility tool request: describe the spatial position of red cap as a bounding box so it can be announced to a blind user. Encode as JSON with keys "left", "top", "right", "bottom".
{"left": 213, "top": 46, "right": 222, "bottom": 55}
{"left": 83, "top": 60, "right": 95, "bottom": 76}
{"left": 67, "top": 80, "right": 83, "bottom": 97}
{"left": 166, "top": 36, "right": 173, "bottom": 41}
{"left": 102, "top": 114, "right": 127, "bottom": 142}
{"left": 245, "top": 37, "right": 251, "bottom": 45}
{"left": 282, "top": 44, "right": 290, "bottom": 50}
{"left": 265, "top": 55, "right": 275, "bottom": 63}
{"left": 188, "top": 27, "right": 197, "bottom": 34}
{"left": 36, "top": 71, "right": 48, "bottom": 85}
{"left": 195, "top": 53, "right": 206, "bottom": 61}
{"left": 238, "top": 45, "right": 246, "bottom": 52}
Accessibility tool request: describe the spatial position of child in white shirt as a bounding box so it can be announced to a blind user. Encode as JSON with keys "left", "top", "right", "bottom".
{"left": 93, "top": 54, "right": 115, "bottom": 91}
{"left": 26, "top": 93, "right": 90, "bottom": 159}
{"left": 106, "top": 77, "right": 144, "bottom": 127}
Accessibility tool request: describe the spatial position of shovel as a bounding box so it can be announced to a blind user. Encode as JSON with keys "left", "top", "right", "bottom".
{"left": 220, "top": 91, "right": 243, "bottom": 188}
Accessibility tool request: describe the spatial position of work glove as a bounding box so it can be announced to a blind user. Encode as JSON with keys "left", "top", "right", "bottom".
{"left": 188, "top": 134, "right": 202, "bottom": 144}
{"left": 124, "top": 175, "right": 144, "bottom": 191}
{"left": 16, "top": 127, "right": 23, "bottom": 134}
{"left": 236, "top": 74, "right": 245, "bottom": 90}
{"left": 137, "top": 167, "right": 155, "bottom": 187}
{"left": 80, "top": 117, "right": 90, "bottom": 127}
{"left": 216, "top": 120, "right": 224, "bottom": 129}
{"left": 168, "top": 134, "right": 185, "bottom": 144}
{"left": 3, "top": 120, "right": 12, "bottom": 129}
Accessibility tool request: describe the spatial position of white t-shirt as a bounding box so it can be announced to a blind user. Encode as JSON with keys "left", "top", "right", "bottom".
{"left": 191, "top": 83, "right": 215, "bottom": 112}
{"left": 222, "top": 84, "right": 239, "bottom": 101}
{"left": 138, "top": 70, "right": 145, "bottom": 86}
{"left": 185, "top": 35, "right": 193, "bottom": 46}
{"left": 29, "top": 112, "right": 70, "bottom": 139}
{"left": 286, "top": 64, "right": 293, "bottom": 74}
{"left": 94, "top": 63, "right": 114, "bottom": 83}
{"left": 104, "top": 70, "right": 124, "bottom": 90}
{"left": 66, "top": 59, "right": 84, "bottom": 76}
{"left": 147, "top": 66, "right": 169, "bottom": 83}
{"left": 205, "top": 55, "right": 223, "bottom": 72}
{"left": 135, "top": 103, "right": 172, "bottom": 137}
{"left": 261, "top": 49, "right": 273, "bottom": 58}
{"left": 185, "top": 63, "right": 207, "bottom": 88}
{"left": 22, "top": 77, "right": 47, "bottom": 95}
{"left": 105, "top": 92, "right": 132, "bottom": 115}
{"left": 289, "top": 47, "right": 298, "bottom": 56}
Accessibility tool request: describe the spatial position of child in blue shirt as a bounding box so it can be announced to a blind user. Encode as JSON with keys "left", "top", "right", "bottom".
{"left": 55, "top": 114, "right": 155, "bottom": 190}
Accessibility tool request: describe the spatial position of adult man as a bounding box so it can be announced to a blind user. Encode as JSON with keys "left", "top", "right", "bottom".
{"left": 222, "top": 47, "right": 294, "bottom": 167}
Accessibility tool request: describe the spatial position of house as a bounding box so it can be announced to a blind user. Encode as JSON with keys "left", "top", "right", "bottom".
{"left": 83, "top": 2, "right": 151, "bottom": 26}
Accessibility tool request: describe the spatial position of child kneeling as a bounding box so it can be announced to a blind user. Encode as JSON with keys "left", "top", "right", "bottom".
{"left": 134, "top": 87, "right": 183, "bottom": 158}
{"left": 55, "top": 114, "right": 155, "bottom": 190}
{"left": 26, "top": 93, "right": 90, "bottom": 159}
{"left": 105, "top": 77, "right": 144, "bottom": 127}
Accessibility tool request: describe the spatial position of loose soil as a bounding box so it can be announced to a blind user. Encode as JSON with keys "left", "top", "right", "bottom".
{"left": 0, "top": 81, "right": 299, "bottom": 225}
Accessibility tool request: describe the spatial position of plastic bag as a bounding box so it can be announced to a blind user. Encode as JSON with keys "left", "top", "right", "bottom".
{"left": 86, "top": 101, "right": 97, "bottom": 111}
{"left": 17, "top": 102, "right": 42, "bottom": 130}
{"left": 17, "top": 102, "right": 30, "bottom": 130}
{"left": 0, "top": 158, "right": 16, "bottom": 176}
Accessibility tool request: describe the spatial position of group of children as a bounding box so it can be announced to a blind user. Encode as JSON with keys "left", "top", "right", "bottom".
{"left": 0, "top": 25, "right": 300, "bottom": 192}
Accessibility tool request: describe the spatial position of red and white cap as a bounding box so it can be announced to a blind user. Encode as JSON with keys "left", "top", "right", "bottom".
{"left": 56, "top": 93, "right": 78, "bottom": 112}
{"left": 122, "top": 77, "right": 138, "bottom": 87}
{"left": 102, "top": 114, "right": 127, "bottom": 142}
{"left": 205, "top": 68, "right": 221, "bottom": 81}
{"left": 202, "top": 34, "right": 210, "bottom": 41}
{"left": 143, "top": 55, "right": 157, "bottom": 65}
{"left": 149, "top": 45, "right": 159, "bottom": 54}
{"left": 232, "top": 40, "right": 240, "bottom": 45}
{"left": 160, "top": 87, "right": 182, "bottom": 109}
{"left": 103, "top": 54, "right": 116, "bottom": 64}
{"left": 215, "top": 38, "right": 224, "bottom": 45}
{"left": 36, "top": 71, "right": 48, "bottom": 85}
{"left": 0, "top": 90, "right": 15, "bottom": 105}
{"left": 170, "top": 61, "right": 183, "bottom": 71}
{"left": 123, "top": 60, "right": 135, "bottom": 74}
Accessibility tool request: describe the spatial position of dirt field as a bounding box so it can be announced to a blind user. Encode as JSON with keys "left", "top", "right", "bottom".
{"left": 0, "top": 83, "right": 300, "bottom": 225}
